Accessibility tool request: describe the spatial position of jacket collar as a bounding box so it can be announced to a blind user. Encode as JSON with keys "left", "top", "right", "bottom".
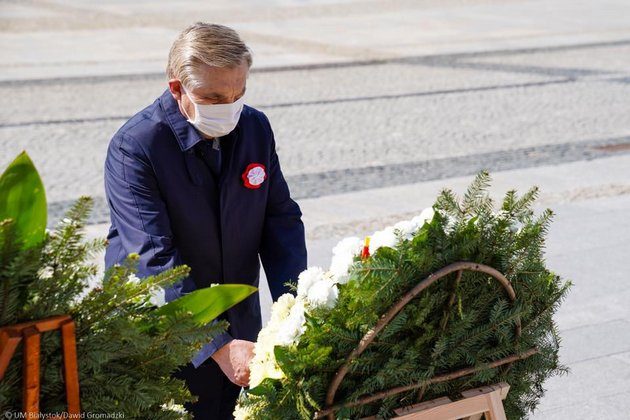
{"left": 159, "top": 87, "right": 242, "bottom": 152}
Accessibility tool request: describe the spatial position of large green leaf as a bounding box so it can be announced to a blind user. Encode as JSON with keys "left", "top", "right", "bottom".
{"left": 273, "top": 345, "right": 292, "bottom": 374}
{"left": 0, "top": 151, "right": 47, "bottom": 248}
{"left": 246, "top": 377, "right": 280, "bottom": 396}
{"left": 155, "top": 284, "right": 257, "bottom": 325}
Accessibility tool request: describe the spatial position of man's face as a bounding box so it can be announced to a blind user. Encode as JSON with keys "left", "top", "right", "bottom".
{"left": 169, "top": 59, "right": 249, "bottom": 137}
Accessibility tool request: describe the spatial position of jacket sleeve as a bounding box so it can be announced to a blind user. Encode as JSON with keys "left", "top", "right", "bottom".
{"left": 104, "top": 131, "right": 233, "bottom": 366}
{"left": 258, "top": 115, "right": 308, "bottom": 301}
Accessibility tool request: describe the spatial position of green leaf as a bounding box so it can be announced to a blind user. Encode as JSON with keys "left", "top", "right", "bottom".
{"left": 246, "top": 377, "right": 280, "bottom": 396}
{"left": 155, "top": 284, "right": 257, "bottom": 325}
{"left": 304, "top": 312, "right": 319, "bottom": 329}
{"left": 274, "top": 345, "right": 292, "bottom": 373}
{"left": 0, "top": 151, "right": 47, "bottom": 248}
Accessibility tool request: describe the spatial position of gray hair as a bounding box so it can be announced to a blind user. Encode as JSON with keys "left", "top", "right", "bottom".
{"left": 166, "top": 22, "right": 252, "bottom": 89}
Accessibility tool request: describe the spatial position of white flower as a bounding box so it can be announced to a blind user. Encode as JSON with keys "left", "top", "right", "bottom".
{"left": 127, "top": 273, "right": 140, "bottom": 285}
{"left": 125, "top": 274, "right": 166, "bottom": 307}
{"left": 393, "top": 220, "right": 417, "bottom": 241}
{"left": 332, "top": 236, "right": 363, "bottom": 257}
{"left": 329, "top": 237, "right": 363, "bottom": 284}
{"left": 248, "top": 294, "right": 304, "bottom": 388}
{"left": 306, "top": 277, "right": 338, "bottom": 309}
{"left": 149, "top": 286, "right": 166, "bottom": 307}
{"left": 38, "top": 266, "right": 54, "bottom": 280}
{"left": 295, "top": 264, "right": 341, "bottom": 309}
{"left": 249, "top": 356, "right": 284, "bottom": 389}
{"left": 276, "top": 299, "right": 306, "bottom": 345}
{"left": 411, "top": 207, "right": 435, "bottom": 229}
{"left": 369, "top": 226, "right": 398, "bottom": 255}
{"left": 387, "top": 207, "right": 436, "bottom": 245}
{"left": 162, "top": 399, "right": 187, "bottom": 417}
{"left": 234, "top": 402, "right": 253, "bottom": 420}
{"left": 297, "top": 267, "right": 326, "bottom": 298}
{"left": 269, "top": 293, "right": 296, "bottom": 324}
{"left": 249, "top": 325, "right": 286, "bottom": 388}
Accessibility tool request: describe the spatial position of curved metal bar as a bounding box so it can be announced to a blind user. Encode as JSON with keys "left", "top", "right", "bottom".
{"left": 315, "top": 347, "right": 537, "bottom": 419}
{"left": 323, "top": 261, "right": 518, "bottom": 419}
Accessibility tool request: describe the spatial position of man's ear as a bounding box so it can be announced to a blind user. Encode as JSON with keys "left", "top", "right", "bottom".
{"left": 168, "top": 79, "right": 184, "bottom": 101}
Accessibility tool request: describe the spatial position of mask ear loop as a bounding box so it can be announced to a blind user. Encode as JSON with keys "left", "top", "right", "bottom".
{"left": 178, "top": 83, "right": 195, "bottom": 122}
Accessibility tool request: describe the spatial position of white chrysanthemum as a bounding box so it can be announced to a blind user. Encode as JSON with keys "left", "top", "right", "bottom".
{"left": 249, "top": 329, "right": 286, "bottom": 389}
{"left": 276, "top": 299, "right": 306, "bottom": 345}
{"left": 411, "top": 207, "right": 435, "bottom": 229}
{"left": 234, "top": 402, "right": 253, "bottom": 420}
{"left": 269, "top": 293, "right": 296, "bottom": 325}
{"left": 248, "top": 294, "right": 303, "bottom": 388}
{"left": 329, "top": 236, "right": 362, "bottom": 284}
{"left": 297, "top": 266, "right": 326, "bottom": 298}
{"left": 306, "top": 277, "right": 338, "bottom": 309}
{"left": 369, "top": 226, "right": 398, "bottom": 255}
{"left": 393, "top": 220, "right": 417, "bottom": 240}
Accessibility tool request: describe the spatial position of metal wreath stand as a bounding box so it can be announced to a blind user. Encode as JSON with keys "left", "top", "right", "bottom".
{"left": 314, "top": 262, "right": 539, "bottom": 420}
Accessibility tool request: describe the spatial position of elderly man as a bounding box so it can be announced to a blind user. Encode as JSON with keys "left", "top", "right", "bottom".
{"left": 103, "top": 22, "right": 307, "bottom": 418}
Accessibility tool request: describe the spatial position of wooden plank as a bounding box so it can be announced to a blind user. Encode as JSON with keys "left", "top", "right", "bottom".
{"left": 60, "top": 320, "right": 81, "bottom": 415}
{"left": 485, "top": 391, "right": 507, "bottom": 420}
{"left": 0, "top": 328, "right": 21, "bottom": 380}
{"left": 393, "top": 383, "right": 509, "bottom": 420}
{"left": 361, "top": 397, "right": 453, "bottom": 420}
{"left": 394, "top": 393, "right": 490, "bottom": 420}
{"left": 461, "top": 382, "right": 510, "bottom": 400}
{"left": 0, "top": 315, "right": 71, "bottom": 334}
{"left": 394, "top": 397, "right": 453, "bottom": 416}
{"left": 22, "top": 326, "right": 41, "bottom": 415}
{"left": 461, "top": 383, "right": 510, "bottom": 419}
{"left": 498, "top": 384, "right": 509, "bottom": 400}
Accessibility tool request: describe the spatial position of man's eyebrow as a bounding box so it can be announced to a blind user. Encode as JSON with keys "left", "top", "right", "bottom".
{"left": 205, "top": 92, "right": 224, "bottom": 99}
{"left": 205, "top": 86, "right": 246, "bottom": 99}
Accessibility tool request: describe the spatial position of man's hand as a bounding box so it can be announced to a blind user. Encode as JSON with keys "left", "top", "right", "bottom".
{"left": 211, "top": 339, "right": 255, "bottom": 387}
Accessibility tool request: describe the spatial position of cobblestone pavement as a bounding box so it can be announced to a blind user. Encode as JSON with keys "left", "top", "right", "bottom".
{"left": 1, "top": 40, "right": 630, "bottom": 225}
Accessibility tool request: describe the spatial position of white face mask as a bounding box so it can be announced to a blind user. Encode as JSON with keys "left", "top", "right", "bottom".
{"left": 180, "top": 85, "right": 245, "bottom": 138}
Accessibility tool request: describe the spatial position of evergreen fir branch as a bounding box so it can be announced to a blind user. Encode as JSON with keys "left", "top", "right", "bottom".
{"left": 0, "top": 194, "right": 232, "bottom": 414}
{"left": 461, "top": 170, "right": 492, "bottom": 215}
{"left": 434, "top": 188, "right": 462, "bottom": 217}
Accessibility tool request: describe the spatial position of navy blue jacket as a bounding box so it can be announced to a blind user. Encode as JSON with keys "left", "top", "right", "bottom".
{"left": 103, "top": 88, "right": 307, "bottom": 368}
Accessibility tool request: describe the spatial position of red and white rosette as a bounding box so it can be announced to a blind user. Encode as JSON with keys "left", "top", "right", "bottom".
{"left": 242, "top": 163, "right": 267, "bottom": 189}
